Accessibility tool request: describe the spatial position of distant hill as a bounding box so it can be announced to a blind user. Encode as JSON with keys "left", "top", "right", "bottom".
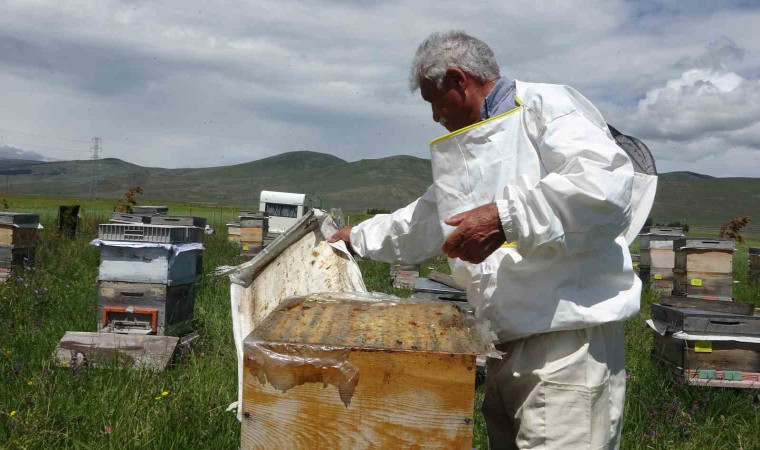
{"left": 0, "top": 152, "right": 757, "bottom": 227}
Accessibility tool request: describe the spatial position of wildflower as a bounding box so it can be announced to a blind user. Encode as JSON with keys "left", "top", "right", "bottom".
{"left": 10, "top": 410, "right": 16, "bottom": 416}
{"left": 104, "top": 425, "right": 113, "bottom": 434}
{"left": 27, "top": 380, "right": 32, "bottom": 386}
{"left": 162, "top": 391, "right": 169, "bottom": 396}
{"left": 155, "top": 396, "right": 161, "bottom": 400}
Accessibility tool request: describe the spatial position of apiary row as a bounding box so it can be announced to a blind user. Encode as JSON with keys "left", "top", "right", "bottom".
{"left": 639, "top": 227, "right": 736, "bottom": 300}
{"left": 95, "top": 212, "right": 204, "bottom": 337}
{"left": 227, "top": 211, "right": 269, "bottom": 256}
{"left": 0, "top": 212, "right": 41, "bottom": 283}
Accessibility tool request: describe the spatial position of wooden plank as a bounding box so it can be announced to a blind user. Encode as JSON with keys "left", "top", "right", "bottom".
{"left": 241, "top": 295, "right": 480, "bottom": 449}
{"left": 660, "top": 295, "right": 754, "bottom": 316}
{"left": 53, "top": 331, "right": 178, "bottom": 372}
{"left": 428, "top": 271, "right": 465, "bottom": 290}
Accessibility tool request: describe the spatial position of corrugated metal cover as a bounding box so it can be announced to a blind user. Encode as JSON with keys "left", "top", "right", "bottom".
{"left": 260, "top": 190, "right": 306, "bottom": 206}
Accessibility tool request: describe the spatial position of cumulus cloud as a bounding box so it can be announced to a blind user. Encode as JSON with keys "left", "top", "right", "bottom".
{"left": 0, "top": 145, "right": 48, "bottom": 161}
{"left": 0, "top": 1, "right": 759, "bottom": 176}
{"left": 613, "top": 37, "right": 760, "bottom": 173}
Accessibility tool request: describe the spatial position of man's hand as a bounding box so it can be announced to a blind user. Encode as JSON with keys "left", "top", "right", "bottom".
{"left": 442, "top": 203, "right": 506, "bottom": 264}
{"left": 327, "top": 225, "right": 355, "bottom": 254}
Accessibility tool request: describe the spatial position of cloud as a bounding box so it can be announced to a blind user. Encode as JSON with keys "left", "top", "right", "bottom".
{"left": 0, "top": 1, "right": 759, "bottom": 176}
{"left": 0, "top": 145, "right": 49, "bottom": 161}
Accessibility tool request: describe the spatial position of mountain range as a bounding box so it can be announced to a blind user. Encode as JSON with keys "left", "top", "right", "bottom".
{"left": 0, "top": 151, "right": 757, "bottom": 226}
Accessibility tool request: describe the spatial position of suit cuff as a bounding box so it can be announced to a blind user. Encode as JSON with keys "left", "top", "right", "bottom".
{"left": 495, "top": 199, "right": 520, "bottom": 243}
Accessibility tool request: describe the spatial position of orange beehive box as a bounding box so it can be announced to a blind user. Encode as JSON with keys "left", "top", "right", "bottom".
{"left": 241, "top": 292, "right": 491, "bottom": 449}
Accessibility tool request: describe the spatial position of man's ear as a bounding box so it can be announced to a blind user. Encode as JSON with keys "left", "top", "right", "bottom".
{"left": 444, "top": 67, "right": 468, "bottom": 91}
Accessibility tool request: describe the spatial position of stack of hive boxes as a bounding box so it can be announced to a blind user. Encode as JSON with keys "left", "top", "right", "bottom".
{"left": 0, "top": 212, "right": 40, "bottom": 283}
{"left": 97, "top": 211, "right": 204, "bottom": 336}
{"left": 239, "top": 211, "right": 269, "bottom": 257}
{"left": 673, "top": 237, "right": 735, "bottom": 300}
{"left": 638, "top": 227, "right": 685, "bottom": 294}
{"left": 650, "top": 296, "right": 760, "bottom": 388}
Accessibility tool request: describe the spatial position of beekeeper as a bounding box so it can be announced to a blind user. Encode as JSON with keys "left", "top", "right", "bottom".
{"left": 329, "top": 31, "right": 657, "bottom": 449}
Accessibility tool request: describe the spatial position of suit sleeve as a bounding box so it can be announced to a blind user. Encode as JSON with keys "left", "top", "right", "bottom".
{"left": 350, "top": 184, "right": 443, "bottom": 264}
{"left": 496, "top": 109, "right": 634, "bottom": 257}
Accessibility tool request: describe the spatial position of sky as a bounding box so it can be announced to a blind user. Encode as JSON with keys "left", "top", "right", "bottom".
{"left": 1, "top": 0, "right": 759, "bottom": 176}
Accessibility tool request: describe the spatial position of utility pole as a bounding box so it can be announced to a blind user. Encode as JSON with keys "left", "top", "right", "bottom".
{"left": 90, "top": 137, "right": 101, "bottom": 200}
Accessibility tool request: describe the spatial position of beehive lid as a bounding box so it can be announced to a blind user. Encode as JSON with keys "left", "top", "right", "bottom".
{"left": 675, "top": 238, "right": 735, "bottom": 251}
{"left": 0, "top": 212, "right": 39, "bottom": 226}
{"left": 245, "top": 292, "right": 493, "bottom": 355}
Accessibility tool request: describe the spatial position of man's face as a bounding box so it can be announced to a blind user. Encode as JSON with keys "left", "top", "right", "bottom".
{"left": 419, "top": 76, "right": 479, "bottom": 133}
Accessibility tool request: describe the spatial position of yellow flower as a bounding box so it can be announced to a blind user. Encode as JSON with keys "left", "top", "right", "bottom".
{"left": 10, "top": 410, "right": 16, "bottom": 416}
{"left": 61, "top": 361, "right": 69, "bottom": 367}
{"left": 161, "top": 391, "right": 169, "bottom": 396}
{"left": 27, "top": 381, "right": 33, "bottom": 386}
{"left": 155, "top": 396, "right": 161, "bottom": 400}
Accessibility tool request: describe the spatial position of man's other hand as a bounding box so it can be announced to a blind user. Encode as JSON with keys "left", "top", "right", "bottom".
{"left": 328, "top": 225, "right": 355, "bottom": 254}
{"left": 442, "top": 203, "right": 506, "bottom": 264}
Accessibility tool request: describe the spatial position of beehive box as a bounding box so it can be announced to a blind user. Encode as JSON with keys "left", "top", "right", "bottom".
{"left": 0, "top": 212, "right": 39, "bottom": 227}
{"left": 132, "top": 206, "right": 168, "bottom": 215}
{"left": 673, "top": 238, "right": 734, "bottom": 299}
{"left": 110, "top": 212, "right": 150, "bottom": 224}
{"left": 650, "top": 302, "right": 760, "bottom": 388}
{"left": 97, "top": 281, "right": 195, "bottom": 336}
{"left": 241, "top": 293, "right": 488, "bottom": 449}
{"left": 0, "top": 245, "right": 35, "bottom": 269}
{"left": 639, "top": 232, "right": 683, "bottom": 294}
{"left": 240, "top": 216, "right": 269, "bottom": 255}
{"left": 150, "top": 216, "right": 207, "bottom": 228}
{"left": 390, "top": 263, "right": 420, "bottom": 289}
{"left": 98, "top": 245, "right": 201, "bottom": 286}
{"left": 749, "top": 248, "right": 760, "bottom": 285}
{"left": 227, "top": 222, "right": 242, "bottom": 243}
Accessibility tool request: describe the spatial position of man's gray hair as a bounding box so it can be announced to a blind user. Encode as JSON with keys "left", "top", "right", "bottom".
{"left": 409, "top": 31, "right": 500, "bottom": 92}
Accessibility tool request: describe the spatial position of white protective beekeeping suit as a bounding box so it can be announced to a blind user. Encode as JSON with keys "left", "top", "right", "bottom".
{"left": 351, "top": 80, "right": 657, "bottom": 449}
{"left": 351, "top": 80, "right": 657, "bottom": 342}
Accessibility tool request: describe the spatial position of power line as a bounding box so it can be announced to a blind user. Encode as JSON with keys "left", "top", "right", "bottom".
{"left": 90, "top": 137, "right": 101, "bottom": 200}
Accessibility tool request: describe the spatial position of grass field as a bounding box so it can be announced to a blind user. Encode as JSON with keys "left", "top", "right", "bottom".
{"left": 1, "top": 198, "right": 759, "bottom": 449}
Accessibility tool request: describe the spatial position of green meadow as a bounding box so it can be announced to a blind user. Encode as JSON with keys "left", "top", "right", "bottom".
{"left": 1, "top": 196, "right": 759, "bottom": 449}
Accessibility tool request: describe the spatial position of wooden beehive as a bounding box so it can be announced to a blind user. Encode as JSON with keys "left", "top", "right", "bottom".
{"left": 639, "top": 231, "right": 684, "bottom": 294}
{"left": 227, "top": 222, "right": 242, "bottom": 243}
{"left": 97, "top": 281, "right": 195, "bottom": 336}
{"left": 98, "top": 245, "right": 201, "bottom": 286}
{"left": 673, "top": 238, "right": 734, "bottom": 299}
{"left": 0, "top": 225, "right": 39, "bottom": 247}
{"left": 650, "top": 302, "right": 760, "bottom": 388}
{"left": 240, "top": 216, "right": 269, "bottom": 256}
{"left": 241, "top": 293, "right": 486, "bottom": 449}
{"left": 749, "top": 248, "right": 760, "bottom": 285}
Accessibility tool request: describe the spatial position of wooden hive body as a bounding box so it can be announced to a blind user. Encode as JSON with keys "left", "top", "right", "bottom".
{"left": 650, "top": 302, "right": 760, "bottom": 388}
{"left": 639, "top": 233, "right": 683, "bottom": 294}
{"left": 0, "top": 225, "right": 39, "bottom": 246}
{"left": 240, "top": 218, "right": 269, "bottom": 255}
{"left": 98, "top": 245, "right": 201, "bottom": 286}
{"left": 241, "top": 293, "right": 482, "bottom": 449}
{"left": 97, "top": 281, "right": 195, "bottom": 336}
{"left": 673, "top": 238, "right": 734, "bottom": 299}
